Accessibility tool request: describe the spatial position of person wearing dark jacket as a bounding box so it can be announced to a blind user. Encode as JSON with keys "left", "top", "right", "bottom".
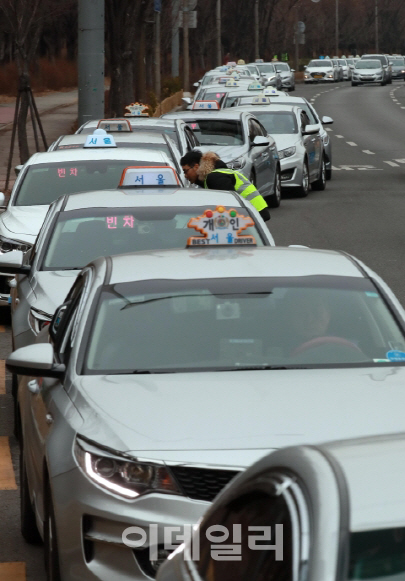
{"left": 181, "top": 150, "right": 270, "bottom": 221}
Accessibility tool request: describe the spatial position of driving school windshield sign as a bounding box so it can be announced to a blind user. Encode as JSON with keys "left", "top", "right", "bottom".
{"left": 119, "top": 166, "right": 180, "bottom": 186}
{"left": 187, "top": 206, "right": 256, "bottom": 246}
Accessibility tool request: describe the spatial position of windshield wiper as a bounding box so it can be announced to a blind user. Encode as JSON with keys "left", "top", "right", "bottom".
{"left": 217, "top": 365, "right": 309, "bottom": 371}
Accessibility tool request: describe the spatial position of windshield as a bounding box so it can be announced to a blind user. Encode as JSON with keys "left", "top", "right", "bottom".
{"left": 308, "top": 60, "right": 332, "bottom": 67}
{"left": 275, "top": 63, "right": 290, "bottom": 71}
{"left": 362, "top": 55, "right": 387, "bottom": 65}
{"left": 256, "top": 64, "right": 276, "bottom": 73}
{"left": 356, "top": 61, "right": 381, "bottom": 69}
{"left": 252, "top": 102, "right": 317, "bottom": 124}
{"left": 338, "top": 59, "right": 347, "bottom": 65}
{"left": 347, "top": 59, "right": 355, "bottom": 65}
{"left": 15, "top": 160, "right": 159, "bottom": 206}
{"left": 43, "top": 207, "right": 264, "bottom": 270}
{"left": 184, "top": 120, "right": 244, "bottom": 146}
{"left": 246, "top": 65, "right": 259, "bottom": 75}
{"left": 349, "top": 528, "right": 405, "bottom": 581}
{"left": 252, "top": 111, "right": 298, "bottom": 134}
{"left": 202, "top": 74, "right": 220, "bottom": 86}
{"left": 84, "top": 276, "right": 405, "bottom": 373}
{"left": 392, "top": 58, "right": 405, "bottom": 66}
{"left": 202, "top": 91, "right": 226, "bottom": 102}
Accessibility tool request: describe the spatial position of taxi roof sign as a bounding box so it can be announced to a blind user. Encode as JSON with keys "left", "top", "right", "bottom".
{"left": 187, "top": 206, "right": 256, "bottom": 247}
{"left": 192, "top": 100, "right": 220, "bottom": 110}
{"left": 119, "top": 166, "right": 180, "bottom": 187}
{"left": 251, "top": 95, "right": 271, "bottom": 105}
{"left": 97, "top": 119, "right": 132, "bottom": 132}
{"left": 248, "top": 82, "right": 263, "bottom": 91}
{"left": 225, "top": 79, "right": 239, "bottom": 87}
{"left": 84, "top": 129, "right": 117, "bottom": 148}
{"left": 263, "top": 87, "right": 279, "bottom": 95}
{"left": 227, "top": 61, "right": 237, "bottom": 67}
{"left": 255, "top": 59, "right": 264, "bottom": 63}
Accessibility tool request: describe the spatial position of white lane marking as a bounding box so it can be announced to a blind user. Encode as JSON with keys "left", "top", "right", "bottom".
{"left": 347, "top": 141, "right": 358, "bottom": 146}
{"left": 325, "top": 128, "right": 333, "bottom": 132}
{"left": 363, "top": 150, "right": 375, "bottom": 154}
{"left": 384, "top": 161, "right": 400, "bottom": 167}
{"left": 332, "top": 164, "right": 381, "bottom": 171}
{"left": 335, "top": 135, "right": 344, "bottom": 138}
{"left": 394, "top": 159, "right": 405, "bottom": 164}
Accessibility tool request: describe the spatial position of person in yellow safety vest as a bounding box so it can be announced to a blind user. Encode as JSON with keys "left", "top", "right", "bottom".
{"left": 180, "top": 150, "right": 270, "bottom": 221}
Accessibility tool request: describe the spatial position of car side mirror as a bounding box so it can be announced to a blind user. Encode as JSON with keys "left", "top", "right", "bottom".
{"left": 193, "top": 82, "right": 200, "bottom": 88}
{"left": 0, "top": 250, "right": 30, "bottom": 275}
{"left": 0, "top": 192, "right": 5, "bottom": 206}
{"left": 6, "top": 344, "right": 65, "bottom": 379}
{"left": 321, "top": 116, "right": 334, "bottom": 125}
{"left": 14, "top": 164, "right": 23, "bottom": 176}
{"left": 49, "top": 304, "right": 68, "bottom": 342}
{"left": 389, "top": 62, "right": 393, "bottom": 66}
{"left": 182, "top": 97, "right": 192, "bottom": 105}
{"left": 252, "top": 135, "right": 270, "bottom": 147}
{"left": 303, "top": 65, "right": 307, "bottom": 69}
{"left": 302, "top": 123, "right": 320, "bottom": 136}
{"left": 291, "top": 69, "right": 295, "bottom": 72}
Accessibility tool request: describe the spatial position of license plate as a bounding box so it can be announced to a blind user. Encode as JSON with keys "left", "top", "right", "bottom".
{"left": 314, "top": 75, "right": 323, "bottom": 79}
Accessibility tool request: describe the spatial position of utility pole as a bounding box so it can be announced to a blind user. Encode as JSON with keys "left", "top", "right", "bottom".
{"left": 172, "top": 0, "right": 180, "bottom": 77}
{"left": 294, "top": 7, "right": 299, "bottom": 74}
{"left": 154, "top": 3, "right": 161, "bottom": 99}
{"left": 375, "top": 0, "right": 379, "bottom": 53}
{"left": 78, "top": 0, "right": 104, "bottom": 126}
{"left": 216, "top": 0, "right": 221, "bottom": 66}
{"left": 254, "top": 0, "right": 260, "bottom": 60}
{"left": 335, "top": 0, "right": 339, "bottom": 56}
{"left": 183, "top": 0, "right": 189, "bottom": 92}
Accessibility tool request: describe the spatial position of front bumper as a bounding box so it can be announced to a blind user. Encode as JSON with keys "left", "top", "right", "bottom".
{"left": 279, "top": 154, "right": 304, "bottom": 189}
{"left": 281, "top": 78, "right": 294, "bottom": 88}
{"left": 304, "top": 74, "right": 335, "bottom": 83}
{"left": 52, "top": 466, "right": 211, "bottom": 581}
{"left": 353, "top": 75, "right": 383, "bottom": 84}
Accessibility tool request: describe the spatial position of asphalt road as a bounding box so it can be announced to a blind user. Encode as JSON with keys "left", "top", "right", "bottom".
{"left": 1, "top": 78, "right": 405, "bottom": 580}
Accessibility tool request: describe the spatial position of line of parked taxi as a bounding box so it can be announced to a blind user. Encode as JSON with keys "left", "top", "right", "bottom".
{"left": 2, "top": 60, "right": 405, "bottom": 581}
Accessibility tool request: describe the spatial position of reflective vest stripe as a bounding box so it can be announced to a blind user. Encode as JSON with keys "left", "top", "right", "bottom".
{"left": 204, "top": 169, "right": 268, "bottom": 212}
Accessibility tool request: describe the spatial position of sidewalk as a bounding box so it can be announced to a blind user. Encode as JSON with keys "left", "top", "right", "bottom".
{"left": 0, "top": 89, "right": 78, "bottom": 191}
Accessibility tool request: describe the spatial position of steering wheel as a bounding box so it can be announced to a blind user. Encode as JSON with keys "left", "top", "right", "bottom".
{"left": 291, "top": 336, "right": 364, "bottom": 357}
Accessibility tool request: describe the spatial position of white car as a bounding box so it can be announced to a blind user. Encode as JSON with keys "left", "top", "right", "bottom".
{"left": 0, "top": 146, "right": 182, "bottom": 307}
{"left": 233, "top": 102, "right": 325, "bottom": 196}
{"left": 304, "top": 58, "right": 338, "bottom": 83}
{"left": 10, "top": 245, "right": 405, "bottom": 580}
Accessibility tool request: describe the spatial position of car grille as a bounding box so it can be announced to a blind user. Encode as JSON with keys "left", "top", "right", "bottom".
{"left": 311, "top": 72, "right": 325, "bottom": 78}
{"left": 170, "top": 466, "right": 240, "bottom": 502}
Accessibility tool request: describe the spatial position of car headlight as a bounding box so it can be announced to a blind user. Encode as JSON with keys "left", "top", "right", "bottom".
{"left": 75, "top": 438, "right": 182, "bottom": 499}
{"left": 28, "top": 307, "right": 52, "bottom": 335}
{"left": 327, "top": 70, "right": 333, "bottom": 73}
{"left": 0, "top": 235, "right": 32, "bottom": 254}
{"left": 226, "top": 156, "right": 246, "bottom": 169}
{"left": 304, "top": 74, "right": 309, "bottom": 78}
{"left": 278, "top": 146, "right": 296, "bottom": 159}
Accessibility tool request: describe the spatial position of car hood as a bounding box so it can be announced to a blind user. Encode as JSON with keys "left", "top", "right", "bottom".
{"left": 74, "top": 367, "right": 405, "bottom": 467}
{"left": 307, "top": 67, "right": 333, "bottom": 73}
{"left": 0, "top": 205, "right": 49, "bottom": 241}
{"left": 32, "top": 270, "right": 79, "bottom": 315}
{"left": 279, "top": 71, "right": 292, "bottom": 78}
{"left": 197, "top": 144, "right": 248, "bottom": 163}
{"left": 355, "top": 68, "right": 382, "bottom": 74}
{"left": 272, "top": 134, "right": 298, "bottom": 150}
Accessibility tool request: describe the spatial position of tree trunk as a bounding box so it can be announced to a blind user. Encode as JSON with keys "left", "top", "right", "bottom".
{"left": 16, "top": 63, "right": 30, "bottom": 164}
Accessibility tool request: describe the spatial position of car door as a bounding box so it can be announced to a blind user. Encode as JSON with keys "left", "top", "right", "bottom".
{"left": 248, "top": 118, "right": 269, "bottom": 191}
{"left": 257, "top": 119, "right": 278, "bottom": 195}
{"left": 22, "top": 271, "right": 90, "bottom": 520}
{"left": 300, "top": 110, "right": 321, "bottom": 180}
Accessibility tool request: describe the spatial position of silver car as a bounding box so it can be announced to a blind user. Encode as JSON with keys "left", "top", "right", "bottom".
{"left": 390, "top": 55, "right": 405, "bottom": 80}
{"left": 158, "top": 433, "right": 405, "bottom": 581}
{"left": 361, "top": 54, "right": 392, "bottom": 83}
{"left": 9, "top": 245, "right": 405, "bottom": 580}
{"left": 0, "top": 148, "right": 181, "bottom": 308}
{"left": 162, "top": 109, "right": 282, "bottom": 207}
{"left": 233, "top": 103, "right": 325, "bottom": 196}
{"left": 304, "top": 59, "right": 338, "bottom": 83}
{"left": 76, "top": 118, "right": 200, "bottom": 156}
{"left": 7, "top": 186, "right": 274, "bottom": 351}
{"left": 228, "top": 95, "right": 334, "bottom": 180}
{"left": 250, "top": 62, "right": 283, "bottom": 89}
{"left": 274, "top": 62, "right": 296, "bottom": 91}
{"left": 337, "top": 57, "right": 351, "bottom": 79}
{"left": 352, "top": 59, "right": 386, "bottom": 86}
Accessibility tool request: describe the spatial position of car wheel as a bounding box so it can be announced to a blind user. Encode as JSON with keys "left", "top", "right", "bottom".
{"left": 312, "top": 157, "right": 326, "bottom": 191}
{"left": 20, "top": 441, "right": 42, "bottom": 544}
{"left": 351, "top": 82, "right": 358, "bottom": 87}
{"left": 381, "top": 80, "right": 386, "bottom": 86}
{"left": 296, "top": 160, "right": 309, "bottom": 197}
{"left": 266, "top": 168, "right": 281, "bottom": 208}
{"left": 44, "top": 481, "right": 61, "bottom": 581}
{"left": 326, "top": 166, "right": 332, "bottom": 180}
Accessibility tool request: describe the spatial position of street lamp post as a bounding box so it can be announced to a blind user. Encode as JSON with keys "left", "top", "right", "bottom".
{"left": 335, "top": 0, "right": 339, "bottom": 56}
{"left": 375, "top": 0, "right": 379, "bottom": 53}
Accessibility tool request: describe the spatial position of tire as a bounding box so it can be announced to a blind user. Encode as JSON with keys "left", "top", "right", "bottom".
{"left": 304, "top": 81, "right": 310, "bottom": 85}
{"left": 44, "top": 481, "right": 61, "bottom": 581}
{"left": 290, "top": 85, "right": 295, "bottom": 92}
{"left": 20, "top": 442, "right": 42, "bottom": 544}
{"left": 326, "top": 167, "right": 332, "bottom": 180}
{"left": 381, "top": 81, "right": 386, "bottom": 86}
{"left": 351, "top": 82, "right": 358, "bottom": 87}
{"left": 312, "top": 157, "right": 326, "bottom": 191}
{"left": 266, "top": 168, "right": 281, "bottom": 208}
{"left": 296, "top": 161, "right": 310, "bottom": 197}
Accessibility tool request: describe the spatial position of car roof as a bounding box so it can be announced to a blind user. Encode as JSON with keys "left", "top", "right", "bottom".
{"left": 106, "top": 246, "right": 363, "bottom": 285}
{"left": 54, "top": 132, "right": 171, "bottom": 148}
{"left": 232, "top": 104, "right": 301, "bottom": 114}
{"left": 25, "top": 148, "right": 173, "bottom": 165}
{"left": 77, "top": 118, "right": 180, "bottom": 134}
{"left": 224, "top": 90, "right": 288, "bottom": 99}
{"left": 162, "top": 110, "right": 247, "bottom": 120}
{"left": 62, "top": 188, "right": 245, "bottom": 211}
{"left": 321, "top": 433, "right": 405, "bottom": 531}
